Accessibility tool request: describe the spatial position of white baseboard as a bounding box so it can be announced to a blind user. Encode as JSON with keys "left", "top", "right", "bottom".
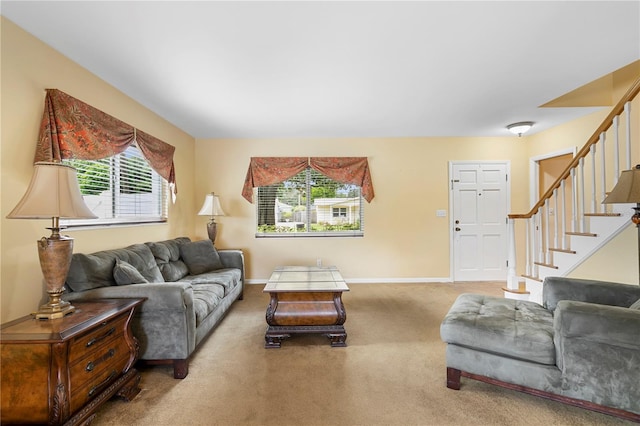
{"left": 246, "top": 277, "right": 453, "bottom": 285}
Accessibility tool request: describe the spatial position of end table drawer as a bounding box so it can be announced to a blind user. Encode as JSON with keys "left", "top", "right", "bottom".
{"left": 69, "top": 353, "right": 130, "bottom": 413}
{"left": 68, "top": 313, "right": 128, "bottom": 364}
{"left": 69, "top": 337, "right": 130, "bottom": 389}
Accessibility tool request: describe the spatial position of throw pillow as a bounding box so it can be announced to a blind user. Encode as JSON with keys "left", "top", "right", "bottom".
{"left": 113, "top": 259, "right": 149, "bottom": 285}
{"left": 630, "top": 299, "right": 640, "bottom": 310}
{"left": 180, "top": 240, "right": 224, "bottom": 275}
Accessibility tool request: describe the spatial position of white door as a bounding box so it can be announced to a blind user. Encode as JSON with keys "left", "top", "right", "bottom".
{"left": 451, "top": 162, "right": 509, "bottom": 281}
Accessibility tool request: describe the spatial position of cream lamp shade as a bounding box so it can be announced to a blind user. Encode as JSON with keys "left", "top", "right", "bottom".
{"left": 7, "top": 162, "right": 97, "bottom": 220}
{"left": 602, "top": 165, "right": 640, "bottom": 283}
{"left": 602, "top": 165, "right": 640, "bottom": 205}
{"left": 198, "top": 193, "right": 226, "bottom": 218}
{"left": 7, "top": 161, "right": 96, "bottom": 319}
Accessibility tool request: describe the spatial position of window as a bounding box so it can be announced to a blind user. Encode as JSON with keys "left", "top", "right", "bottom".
{"left": 62, "top": 144, "right": 168, "bottom": 226}
{"left": 256, "top": 168, "right": 363, "bottom": 237}
{"left": 332, "top": 207, "right": 347, "bottom": 218}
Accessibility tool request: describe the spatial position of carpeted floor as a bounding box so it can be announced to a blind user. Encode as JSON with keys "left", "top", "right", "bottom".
{"left": 92, "top": 282, "right": 632, "bottom": 426}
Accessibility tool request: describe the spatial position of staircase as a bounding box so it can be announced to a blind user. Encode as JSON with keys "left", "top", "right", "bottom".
{"left": 505, "top": 77, "right": 640, "bottom": 304}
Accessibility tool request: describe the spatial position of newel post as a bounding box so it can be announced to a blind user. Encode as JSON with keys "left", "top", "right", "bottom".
{"left": 506, "top": 217, "right": 518, "bottom": 290}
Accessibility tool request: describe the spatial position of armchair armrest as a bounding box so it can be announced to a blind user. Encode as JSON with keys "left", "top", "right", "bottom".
{"left": 543, "top": 276, "right": 640, "bottom": 312}
{"left": 553, "top": 300, "right": 640, "bottom": 410}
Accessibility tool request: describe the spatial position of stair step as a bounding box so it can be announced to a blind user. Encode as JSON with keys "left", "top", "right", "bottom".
{"left": 584, "top": 212, "right": 622, "bottom": 217}
{"left": 502, "top": 287, "right": 530, "bottom": 295}
{"left": 548, "top": 247, "right": 577, "bottom": 254}
{"left": 566, "top": 232, "right": 598, "bottom": 237}
{"left": 522, "top": 274, "right": 542, "bottom": 282}
{"left": 534, "top": 261, "right": 559, "bottom": 269}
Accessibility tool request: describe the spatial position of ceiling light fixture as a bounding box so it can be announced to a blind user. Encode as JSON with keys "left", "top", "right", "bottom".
{"left": 507, "top": 121, "right": 534, "bottom": 137}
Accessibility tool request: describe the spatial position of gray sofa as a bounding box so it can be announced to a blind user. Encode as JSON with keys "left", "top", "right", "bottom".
{"left": 440, "top": 276, "right": 640, "bottom": 421}
{"left": 62, "top": 237, "right": 244, "bottom": 379}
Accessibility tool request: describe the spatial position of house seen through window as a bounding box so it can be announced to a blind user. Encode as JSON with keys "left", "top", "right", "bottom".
{"left": 62, "top": 144, "right": 168, "bottom": 226}
{"left": 256, "top": 168, "right": 364, "bottom": 237}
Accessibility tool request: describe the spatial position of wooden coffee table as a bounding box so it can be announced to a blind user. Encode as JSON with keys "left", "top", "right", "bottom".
{"left": 263, "top": 266, "right": 349, "bottom": 348}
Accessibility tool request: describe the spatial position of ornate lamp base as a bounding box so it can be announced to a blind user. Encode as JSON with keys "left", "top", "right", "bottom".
{"left": 35, "top": 292, "right": 75, "bottom": 320}
{"left": 206, "top": 220, "right": 218, "bottom": 245}
{"left": 35, "top": 234, "right": 75, "bottom": 320}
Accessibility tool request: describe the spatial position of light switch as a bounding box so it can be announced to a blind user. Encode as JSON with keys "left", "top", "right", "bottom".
{"left": 436, "top": 209, "right": 447, "bottom": 217}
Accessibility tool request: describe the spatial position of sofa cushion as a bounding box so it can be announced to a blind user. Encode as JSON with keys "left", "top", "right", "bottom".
{"left": 180, "top": 268, "right": 241, "bottom": 296}
{"left": 146, "top": 238, "right": 191, "bottom": 282}
{"left": 440, "top": 294, "right": 556, "bottom": 365}
{"left": 630, "top": 299, "right": 640, "bottom": 309}
{"left": 179, "top": 240, "right": 224, "bottom": 275}
{"left": 66, "top": 243, "right": 164, "bottom": 292}
{"left": 113, "top": 259, "right": 149, "bottom": 285}
{"left": 192, "top": 283, "right": 225, "bottom": 326}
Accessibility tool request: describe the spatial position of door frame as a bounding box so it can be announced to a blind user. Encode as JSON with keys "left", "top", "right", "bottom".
{"left": 448, "top": 160, "right": 511, "bottom": 281}
{"left": 529, "top": 147, "right": 577, "bottom": 208}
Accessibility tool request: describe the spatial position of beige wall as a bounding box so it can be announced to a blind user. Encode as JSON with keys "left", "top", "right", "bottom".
{"left": 195, "top": 136, "right": 531, "bottom": 282}
{"left": 1, "top": 18, "right": 197, "bottom": 322}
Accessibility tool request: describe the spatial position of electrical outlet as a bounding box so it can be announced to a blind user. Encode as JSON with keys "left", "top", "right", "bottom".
{"left": 316, "top": 258, "right": 322, "bottom": 267}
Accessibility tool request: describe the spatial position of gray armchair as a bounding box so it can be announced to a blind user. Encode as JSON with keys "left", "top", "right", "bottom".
{"left": 440, "top": 276, "right": 640, "bottom": 421}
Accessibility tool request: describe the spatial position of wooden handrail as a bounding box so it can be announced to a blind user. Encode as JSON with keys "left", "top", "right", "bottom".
{"left": 509, "top": 76, "right": 640, "bottom": 220}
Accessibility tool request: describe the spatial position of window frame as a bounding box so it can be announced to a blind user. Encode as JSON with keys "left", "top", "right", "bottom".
{"left": 61, "top": 144, "right": 169, "bottom": 228}
{"left": 255, "top": 167, "right": 364, "bottom": 238}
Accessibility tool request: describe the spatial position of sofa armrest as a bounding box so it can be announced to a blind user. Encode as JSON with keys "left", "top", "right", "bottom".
{"left": 63, "top": 282, "right": 197, "bottom": 360}
{"left": 218, "top": 249, "right": 245, "bottom": 284}
{"left": 543, "top": 276, "right": 640, "bottom": 312}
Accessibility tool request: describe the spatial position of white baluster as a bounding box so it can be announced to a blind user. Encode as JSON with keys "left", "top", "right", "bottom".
{"left": 525, "top": 217, "right": 532, "bottom": 277}
{"left": 571, "top": 168, "right": 578, "bottom": 232}
{"left": 560, "top": 179, "right": 566, "bottom": 249}
{"left": 553, "top": 188, "right": 559, "bottom": 249}
{"left": 613, "top": 115, "right": 620, "bottom": 183}
{"left": 535, "top": 211, "right": 543, "bottom": 274}
{"left": 590, "top": 144, "right": 597, "bottom": 213}
{"left": 579, "top": 157, "right": 586, "bottom": 230}
{"left": 625, "top": 102, "right": 632, "bottom": 170}
{"left": 507, "top": 218, "right": 518, "bottom": 290}
{"left": 543, "top": 201, "right": 550, "bottom": 264}
{"left": 599, "top": 132, "right": 606, "bottom": 212}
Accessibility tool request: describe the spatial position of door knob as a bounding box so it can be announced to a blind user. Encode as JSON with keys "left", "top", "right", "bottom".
{"left": 455, "top": 227, "right": 461, "bottom": 231}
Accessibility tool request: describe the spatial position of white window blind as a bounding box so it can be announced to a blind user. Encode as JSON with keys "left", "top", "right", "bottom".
{"left": 256, "top": 168, "right": 363, "bottom": 237}
{"left": 62, "top": 144, "right": 168, "bottom": 226}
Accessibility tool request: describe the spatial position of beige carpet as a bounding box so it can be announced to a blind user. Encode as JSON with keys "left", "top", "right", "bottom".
{"left": 93, "top": 282, "right": 632, "bottom": 426}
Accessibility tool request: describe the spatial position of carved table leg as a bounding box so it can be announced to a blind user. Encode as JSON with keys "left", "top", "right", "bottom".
{"left": 264, "top": 328, "right": 290, "bottom": 348}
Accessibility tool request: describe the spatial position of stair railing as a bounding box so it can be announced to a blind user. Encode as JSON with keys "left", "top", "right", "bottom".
{"left": 506, "top": 77, "right": 640, "bottom": 290}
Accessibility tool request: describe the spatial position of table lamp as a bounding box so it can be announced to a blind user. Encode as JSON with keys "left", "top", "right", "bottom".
{"left": 603, "top": 164, "right": 640, "bottom": 282}
{"left": 7, "top": 162, "right": 97, "bottom": 319}
{"left": 198, "top": 192, "right": 226, "bottom": 244}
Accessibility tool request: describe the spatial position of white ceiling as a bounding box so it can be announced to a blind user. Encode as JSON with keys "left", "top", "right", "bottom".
{"left": 2, "top": 1, "right": 639, "bottom": 139}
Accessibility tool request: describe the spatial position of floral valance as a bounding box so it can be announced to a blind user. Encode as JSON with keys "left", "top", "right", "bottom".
{"left": 242, "top": 157, "right": 374, "bottom": 203}
{"left": 34, "top": 89, "right": 177, "bottom": 194}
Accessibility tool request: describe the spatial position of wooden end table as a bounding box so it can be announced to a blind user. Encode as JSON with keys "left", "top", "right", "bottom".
{"left": 263, "top": 266, "right": 349, "bottom": 348}
{"left": 1, "top": 298, "right": 144, "bottom": 425}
